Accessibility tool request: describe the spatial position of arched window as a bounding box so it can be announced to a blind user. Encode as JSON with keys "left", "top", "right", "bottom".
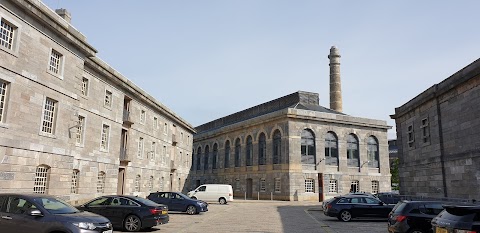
{"left": 196, "top": 147, "right": 202, "bottom": 171}
{"left": 258, "top": 133, "right": 266, "bottom": 165}
{"left": 160, "top": 177, "right": 164, "bottom": 191}
{"left": 190, "top": 153, "right": 194, "bottom": 171}
{"left": 71, "top": 169, "right": 79, "bottom": 194}
{"left": 371, "top": 180, "right": 379, "bottom": 194}
{"left": 367, "top": 136, "right": 379, "bottom": 168}
{"left": 301, "top": 129, "right": 315, "bottom": 164}
{"left": 212, "top": 143, "right": 218, "bottom": 169}
{"left": 34, "top": 165, "right": 50, "bottom": 194}
{"left": 97, "top": 171, "right": 106, "bottom": 193}
{"left": 273, "top": 130, "right": 281, "bottom": 164}
{"left": 246, "top": 136, "right": 253, "bottom": 166}
{"left": 204, "top": 145, "right": 209, "bottom": 170}
{"left": 224, "top": 140, "right": 230, "bottom": 168}
{"left": 235, "top": 138, "right": 241, "bottom": 167}
{"left": 148, "top": 176, "right": 154, "bottom": 192}
{"left": 347, "top": 134, "right": 359, "bottom": 167}
{"left": 134, "top": 175, "right": 141, "bottom": 192}
{"left": 325, "top": 132, "right": 338, "bottom": 166}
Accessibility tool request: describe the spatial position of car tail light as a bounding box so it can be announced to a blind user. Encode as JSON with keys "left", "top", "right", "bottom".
{"left": 327, "top": 204, "right": 332, "bottom": 209}
{"left": 454, "top": 230, "right": 477, "bottom": 233}
{"left": 150, "top": 208, "right": 162, "bottom": 215}
{"left": 396, "top": 215, "right": 407, "bottom": 222}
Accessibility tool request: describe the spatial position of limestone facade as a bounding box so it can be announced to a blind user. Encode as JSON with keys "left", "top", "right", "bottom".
{"left": 391, "top": 58, "right": 480, "bottom": 199}
{"left": 189, "top": 91, "right": 391, "bottom": 201}
{"left": 0, "top": 0, "right": 194, "bottom": 204}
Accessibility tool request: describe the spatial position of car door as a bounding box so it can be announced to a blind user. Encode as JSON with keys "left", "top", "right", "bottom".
{"left": 195, "top": 185, "right": 207, "bottom": 201}
{"left": 0, "top": 196, "right": 45, "bottom": 233}
{"left": 349, "top": 197, "right": 368, "bottom": 217}
{"left": 364, "top": 197, "right": 390, "bottom": 217}
{"left": 104, "top": 197, "right": 126, "bottom": 227}
{"left": 169, "top": 193, "right": 186, "bottom": 211}
{"left": 82, "top": 197, "right": 111, "bottom": 218}
{"left": 0, "top": 195, "right": 9, "bottom": 233}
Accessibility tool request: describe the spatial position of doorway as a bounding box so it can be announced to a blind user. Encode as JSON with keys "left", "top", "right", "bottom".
{"left": 117, "top": 168, "right": 125, "bottom": 195}
{"left": 246, "top": 178, "right": 253, "bottom": 199}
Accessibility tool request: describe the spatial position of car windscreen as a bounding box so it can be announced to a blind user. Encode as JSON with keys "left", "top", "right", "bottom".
{"left": 130, "top": 196, "right": 161, "bottom": 206}
{"left": 36, "top": 197, "right": 80, "bottom": 214}
{"left": 440, "top": 207, "right": 479, "bottom": 222}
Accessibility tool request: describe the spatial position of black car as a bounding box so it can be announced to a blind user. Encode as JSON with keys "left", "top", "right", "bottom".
{"left": 388, "top": 200, "right": 444, "bottom": 233}
{"left": 77, "top": 195, "right": 168, "bottom": 232}
{"left": 376, "top": 192, "right": 402, "bottom": 205}
{"left": 324, "top": 195, "right": 394, "bottom": 222}
{"left": 0, "top": 193, "right": 112, "bottom": 233}
{"left": 431, "top": 204, "right": 480, "bottom": 233}
{"left": 147, "top": 191, "right": 208, "bottom": 215}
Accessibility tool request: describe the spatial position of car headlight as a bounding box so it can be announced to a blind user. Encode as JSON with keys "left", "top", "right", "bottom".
{"left": 72, "top": 222, "right": 96, "bottom": 230}
{"left": 197, "top": 201, "right": 204, "bottom": 206}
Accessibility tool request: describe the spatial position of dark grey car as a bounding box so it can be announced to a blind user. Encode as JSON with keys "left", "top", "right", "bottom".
{"left": 0, "top": 193, "right": 112, "bottom": 233}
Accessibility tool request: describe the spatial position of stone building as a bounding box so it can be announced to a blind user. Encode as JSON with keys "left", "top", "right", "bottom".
{"left": 188, "top": 47, "right": 391, "bottom": 201}
{"left": 391, "top": 58, "right": 480, "bottom": 199}
{"left": 0, "top": 0, "right": 194, "bottom": 204}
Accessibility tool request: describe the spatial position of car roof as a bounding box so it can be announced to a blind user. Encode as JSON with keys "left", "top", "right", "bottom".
{"left": 0, "top": 193, "right": 57, "bottom": 199}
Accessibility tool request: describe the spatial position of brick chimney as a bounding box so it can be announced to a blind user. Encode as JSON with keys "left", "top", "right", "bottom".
{"left": 55, "top": 8, "right": 71, "bottom": 23}
{"left": 328, "top": 46, "right": 342, "bottom": 112}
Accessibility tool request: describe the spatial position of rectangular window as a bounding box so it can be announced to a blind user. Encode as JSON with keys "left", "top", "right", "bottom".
{"left": 81, "top": 78, "right": 89, "bottom": 96}
{"left": 187, "top": 135, "right": 190, "bottom": 145}
{"left": 41, "top": 98, "right": 57, "bottom": 134}
{"left": 260, "top": 179, "right": 266, "bottom": 192}
{"left": 137, "top": 137, "right": 144, "bottom": 158}
{"left": 150, "top": 141, "right": 156, "bottom": 161}
{"left": 371, "top": 180, "right": 379, "bottom": 194}
{"left": 407, "top": 124, "right": 415, "bottom": 147}
{"left": 71, "top": 170, "right": 79, "bottom": 194}
{"left": 100, "top": 124, "right": 110, "bottom": 150}
{"left": 153, "top": 117, "right": 158, "bottom": 129}
{"left": 164, "top": 122, "right": 168, "bottom": 134}
{"left": 0, "top": 19, "right": 15, "bottom": 50}
{"left": 274, "top": 178, "right": 281, "bottom": 192}
{"left": 305, "top": 179, "right": 314, "bottom": 193}
{"left": 104, "top": 90, "right": 112, "bottom": 107}
{"left": 75, "top": 115, "right": 85, "bottom": 145}
{"left": 140, "top": 110, "right": 146, "bottom": 124}
{"left": 421, "top": 118, "right": 430, "bottom": 143}
{"left": 0, "top": 80, "right": 8, "bottom": 123}
{"left": 48, "top": 49, "right": 62, "bottom": 75}
{"left": 235, "top": 179, "right": 240, "bottom": 191}
{"left": 329, "top": 180, "right": 338, "bottom": 193}
{"left": 163, "top": 145, "right": 167, "bottom": 163}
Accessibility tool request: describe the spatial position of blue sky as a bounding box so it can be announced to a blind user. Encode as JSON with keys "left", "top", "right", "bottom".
{"left": 43, "top": 1, "right": 480, "bottom": 139}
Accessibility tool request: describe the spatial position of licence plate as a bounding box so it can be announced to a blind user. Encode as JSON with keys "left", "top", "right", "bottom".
{"left": 436, "top": 228, "right": 448, "bottom": 233}
{"left": 103, "top": 230, "right": 112, "bottom": 233}
{"left": 162, "top": 210, "right": 167, "bottom": 214}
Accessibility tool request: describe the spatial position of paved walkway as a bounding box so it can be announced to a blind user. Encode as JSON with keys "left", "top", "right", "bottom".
{"left": 147, "top": 200, "right": 330, "bottom": 233}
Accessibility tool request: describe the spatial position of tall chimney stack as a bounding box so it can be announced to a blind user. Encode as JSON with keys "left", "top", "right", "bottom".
{"left": 55, "top": 8, "right": 71, "bottom": 23}
{"left": 328, "top": 46, "right": 342, "bottom": 112}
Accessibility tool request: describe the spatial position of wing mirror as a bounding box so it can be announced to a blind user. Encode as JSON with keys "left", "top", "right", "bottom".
{"left": 28, "top": 209, "right": 43, "bottom": 217}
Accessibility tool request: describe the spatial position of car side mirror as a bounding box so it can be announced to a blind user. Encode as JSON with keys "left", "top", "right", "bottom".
{"left": 28, "top": 209, "right": 43, "bottom": 217}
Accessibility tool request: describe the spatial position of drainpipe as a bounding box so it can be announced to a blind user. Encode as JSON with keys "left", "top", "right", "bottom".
{"left": 435, "top": 84, "right": 448, "bottom": 197}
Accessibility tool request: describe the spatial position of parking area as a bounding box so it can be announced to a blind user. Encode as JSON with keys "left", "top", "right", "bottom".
{"left": 113, "top": 200, "right": 387, "bottom": 233}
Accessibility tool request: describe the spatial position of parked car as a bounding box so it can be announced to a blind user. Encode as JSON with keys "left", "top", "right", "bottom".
{"left": 324, "top": 194, "right": 394, "bottom": 222}
{"left": 0, "top": 193, "right": 112, "bottom": 233}
{"left": 187, "top": 184, "right": 233, "bottom": 204}
{"left": 147, "top": 191, "right": 208, "bottom": 215}
{"left": 431, "top": 204, "right": 480, "bottom": 233}
{"left": 376, "top": 192, "right": 402, "bottom": 205}
{"left": 77, "top": 195, "right": 168, "bottom": 232}
{"left": 387, "top": 200, "right": 444, "bottom": 233}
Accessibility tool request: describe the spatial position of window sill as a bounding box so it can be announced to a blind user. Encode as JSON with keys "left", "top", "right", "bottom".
{"left": 39, "top": 132, "right": 57, "bottom": 139}
{"left": 0, "top": 46, "right": 19, "bottom": 57}
{"left": 46, "top": 69, "right": 64, "bottom": 80}
{"left": 75, "top": 144, "right": 84, "bottom": 148}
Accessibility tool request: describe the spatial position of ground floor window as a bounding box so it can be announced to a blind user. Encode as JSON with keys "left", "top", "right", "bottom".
{"left": 328, "top": 180, "right": 337, "bottom": 193}
{"left": 260, "top": 178, "right": 266, "bottom": 192}
{"left": 371, "top": 180, "right": 379, "bottom": 194}
{"left": 305, "top": 179, "right": 314, "bottom": 193}
{"left": 274, "top": 178, "right": 281, "bottom": 192}
{"left": 34, "top": 165, "right": 50, "bottom": 194}
{"left": 235, "top": 179, "right": 240, "bottom": 191}
{"left": 350, "top": 180, "right": 359, "bottom": 193}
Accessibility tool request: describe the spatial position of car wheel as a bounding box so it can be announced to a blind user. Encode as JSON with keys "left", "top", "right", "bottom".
{"left": 219, "top": 197, "right": 227, "bottom": 205}
{"left": 124, "top": 215, "right": 142, "bottom": 232}
{"left": 186, "top": 205, "right": 197, "bottom": 215}
{"left": 338, "top": 210, "right": 352, "bottom": 222}
{"left": 191, "top": 196, "right": 197, "bottom": 200}
{"left": 408, "top": 229, "right": 426, "bottom": 233}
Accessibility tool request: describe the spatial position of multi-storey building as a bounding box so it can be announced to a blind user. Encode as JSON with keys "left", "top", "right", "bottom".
{"left": 188, "top": 47, "right": 391, "bottom": 201}
{"left": 391, "top": 58, "right": 480, "bottom": 199}
{"left": 0, "top": 0, "right": 194, "bottom": 204}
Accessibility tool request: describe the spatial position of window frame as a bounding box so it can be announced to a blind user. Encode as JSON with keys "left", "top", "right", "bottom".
{"left": 75, "top": 115, "right": 86, "bottom": 146}
{"left": 274, "top": 178, "right": 281, "bottom": 193}
{"left": 71, "top": 169, "right": 79, "bottom": 194}
{"left": 33, "top": 165, "right": 50, "bottom": 194}
{"left": 46, "top": 48, "right": 65, "bottom": 79}
{"left": 305, "top": 179, "right": 314, "bottom": 193}
{"left": 258, "top": 133, "right": 266, "bottom": 165}
{"left": 137, "top": 137, "right": 144, "bottom": 159}
{"left": 0, "top": 79, "right": 10, "bottom": 124}
{"left": 100, "top": 123, "right": 110, "bottom": 151}
{"left": 407, "top": 123, "right": 415, "bottom": 147}
{"left": 104, "top": 89, "right": 113, "bottom": 108}
{"left": 421, "top": 117, "right": 430, "bottom": 144}
{"left": 40, "top": 97, "right": 58, "bottom": 137}
{"left": 81, "top": 77, "right": 89, "bottom": 97}
{"left": 301, "top": 129, "right": 316, "bottom": 165}
{"left": 140, "top": 110, "right": 146, "bottom": 124}
{"left": 135, "top": 175, "right": 141, "bottom": 192}
{"left": 97, "top": 171, "right": 106, "bottom": 193}
{"left": 259, "top": 178, "right": 266, "bottom": 192}
{"left": 328, "top": 179, "right": 338, "bottom": 193}
{"left": 371, "top": 180, "right": 379, "bottom": 194}
{"left": 0, "top": 15, "right": 22, "bottom": 56}
{"left": 272, "top": 130, "right": 281, "bottom": 164}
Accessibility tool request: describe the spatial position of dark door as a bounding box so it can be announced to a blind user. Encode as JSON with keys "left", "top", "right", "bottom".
{"left": 117, "top": 168, "right": 125, "bottom": 195}
{"left": 1, "top": 196, "right": 45, "bottom": 233}
{"left": 246, "top": 178, "right": 253, "bottom": 199}
{"left": 318, "top": 173, "right": 323, "bottom": 202}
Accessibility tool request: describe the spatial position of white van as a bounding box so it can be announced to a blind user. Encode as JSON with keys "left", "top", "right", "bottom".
{"left": 187, "top": 184, "right": 233, "bottom": 204}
